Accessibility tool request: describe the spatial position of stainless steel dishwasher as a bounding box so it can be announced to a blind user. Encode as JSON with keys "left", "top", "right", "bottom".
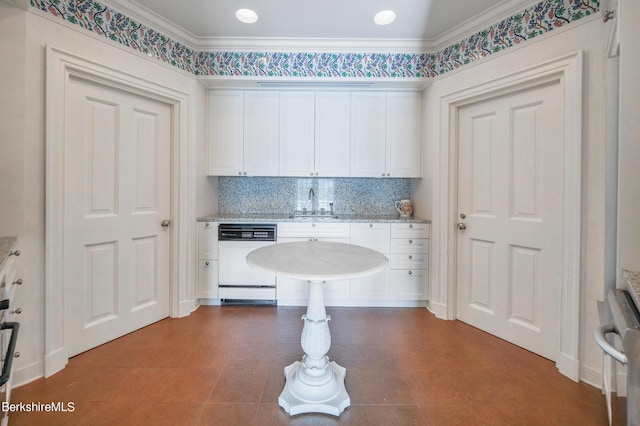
{"left": 595, "top": 287, "right": 640, "bottom": 425}
{"left": 218, "top": 223, "right": 277, "bottom": 303}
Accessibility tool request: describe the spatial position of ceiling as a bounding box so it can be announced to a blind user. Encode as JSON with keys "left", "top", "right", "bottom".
{"left": 108, "top": 0, "right": 533, "bottom": 50}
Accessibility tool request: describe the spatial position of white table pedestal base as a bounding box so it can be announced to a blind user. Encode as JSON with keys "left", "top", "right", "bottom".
{"left": 279, "top": 360, "right": 350, "bottom": 416}
{"left": 278, "top": 280, "right": 350, "bottom": 416}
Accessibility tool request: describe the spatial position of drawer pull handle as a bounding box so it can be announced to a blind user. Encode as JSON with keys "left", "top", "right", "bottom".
{"left": 12, "top": 308, "right": 22, "bottom": 315}
{"left": 12, "top": 279, "right": 23, "bottom": 286}
{"left": 14, "top": 352, "right": 20, "bottom": 358}
{"left": 408, "top": 271, "right": 413, "bottom": 275}
{"left": 205, "top": 223, "right": 210, "bottom": 227}
{"left": 369, "top": 224, "right": 373, "bottom": 227}
{"left": 408, "top": 240, "right": 413, "bottom": 244}
{"left": 408, "top": 255, "right": 413, "bottom": 260}
{"left": 9, "top": 250, "right": 20, "bottom": 257}
{"left": 409, "top": 224, "right": 413, "bottom": 228}
{"left": 205, "top": 261, "right": 210, "bottom": 266}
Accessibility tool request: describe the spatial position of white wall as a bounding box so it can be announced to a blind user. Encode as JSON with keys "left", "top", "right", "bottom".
{"left": 617, "top": 1, "right": 640, "bottom": 279}
{"left": 0, "top": 4, "right": 214, "bottom": 385}
{"left": 413, "top": 17, "right": 610, "bottom": 386}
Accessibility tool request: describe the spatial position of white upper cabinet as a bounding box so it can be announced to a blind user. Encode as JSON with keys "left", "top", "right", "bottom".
{"left": 209, "top": 89, "right": 421, "bottom": 178}
{"left": 351, "top": 91, "right": 422, "bottom": 178}
{"left": 350, "top": 92, "right": 387, "bottom": 177}
{"left": 386, "top": 92, "right": 422, "bottom": 177}
{"left": 280, "top": 91, "right": 351, "bottom": 177}
{"left": 208, "top": 90, "right": 243, "bottom": 176}
{"left": 243, "top": 91, "right": 279, "bottom": 176}
{"left": 279, "top": 91, "right": 315, "bottom": 176}
{"left": 314, "top": 92, "right": 351, "bottom": 177}
{"left": 208, "top": 90, "right": 279, "bottom": 176}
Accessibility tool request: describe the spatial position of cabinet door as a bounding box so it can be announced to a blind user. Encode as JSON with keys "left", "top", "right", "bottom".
{"left": 198, "top": 222, "right": 218, "bottom": 259}
{"left": 279, "top": 92, "right": 315, "bottom": 176}
{"left": 315, "top": 92, "right": 350, "bottom": 177}
{"left": 350, "top": 223, "right": 390, "bottom": 300}
{"left": 244, "top": 91, "right": 279, "bottom": 176}
{"left": 350, "top": 92, "right": 387, "bottom": 177}
{"left": 351, "top": 269, "right": 390, "bottom": 301}
{"left": 275, "top": 237, "right": 309, "bottom": 304}
{"left": 386, "top": 92, "right": 422, "bottom": 177}
{"left": 389, "top": 269, "right": 427, "bottom": 300}
{"left": 198, "top": 259, "right": 218, "bottom": 298}
{"left": 208, "top": 90, "right": 244, "bottom": 176}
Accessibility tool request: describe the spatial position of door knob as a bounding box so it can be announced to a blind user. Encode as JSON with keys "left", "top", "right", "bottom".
{"left": 161, "top": 220, "right": 171, "bottom": 228}
{"left": 457, "top": 223, "right": 467, "bottom": 230}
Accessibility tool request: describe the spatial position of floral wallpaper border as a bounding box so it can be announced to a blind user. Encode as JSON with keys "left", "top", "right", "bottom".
{"left": 29, "top": 0, "right": 599, "bottom": 78}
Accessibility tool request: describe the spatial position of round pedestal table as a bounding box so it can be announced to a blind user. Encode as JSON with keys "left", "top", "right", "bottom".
{"left": 246, "top": 241, "right": 388, "bottom": 416}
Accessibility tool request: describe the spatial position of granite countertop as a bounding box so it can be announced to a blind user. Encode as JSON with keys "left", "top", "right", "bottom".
{"left": 624, "top": 269, "right": 640, "bottom": 310}
{"left": 0, "top": 236, "right": 18, "bottom": 271}
{"left": 197, "top": 213, "right": 430, "bottom": 224}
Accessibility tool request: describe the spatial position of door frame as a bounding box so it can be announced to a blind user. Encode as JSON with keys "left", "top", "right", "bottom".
{"left": 431, "top": 51, "right": 583, "bottom": 380}
{"left": 44, "top": 46, "right": 193, "bottom": 377}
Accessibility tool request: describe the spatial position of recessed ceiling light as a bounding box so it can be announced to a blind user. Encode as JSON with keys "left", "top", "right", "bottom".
{"left": 236, "top": 8, "right": 258, "bottom": 24}
{"left": 374, "top": 10, "right": 396, "bottom": 26}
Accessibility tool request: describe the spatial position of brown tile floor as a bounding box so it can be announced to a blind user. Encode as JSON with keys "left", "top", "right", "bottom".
{"left": 9, "top": 306, "right": 608, "bottom": 425}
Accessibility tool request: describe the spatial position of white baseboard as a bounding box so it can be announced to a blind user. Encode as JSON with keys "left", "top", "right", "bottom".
{"left": 177, "top": 299, "right": 197, "bottom": 317}
{"left": 44, "top": 348, "right": 67, "bottom": 378}
{"left": 580, "top": 362, "right": 605, "bottom": 390}
{"left": 13, "top": 360, "right": 44, "bottom": 388}
{"left": 427, "top": 301, "right": 448, "bottom": 319}
{"left": 557, "top": 351, "right": 580, "bottom": 382}
{"left": 198, "top": 298, "right": 221, "bottom": 306}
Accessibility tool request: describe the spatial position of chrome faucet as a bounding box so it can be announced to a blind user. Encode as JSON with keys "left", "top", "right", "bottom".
{"left": 308, "top": 188, "right": 315, "bottom": 213}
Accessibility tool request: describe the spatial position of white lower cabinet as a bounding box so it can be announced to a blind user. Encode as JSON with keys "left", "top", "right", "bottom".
{"left": 389, "top": 223, "right": 430, "bottom": 300}
{"left": 199, "top": 220, "right": 429, "bottom": 307}
{"left": 350, "top": 223, "right": 390, "bottom": 301}
{"left": 197, "top": 222, "right": 219, "bottom": 300}
{"left": 277, "top": 223, "right": 351, "bottom": 305}
{"left": 198, "top": 259, "right": 218, "bottom": 298}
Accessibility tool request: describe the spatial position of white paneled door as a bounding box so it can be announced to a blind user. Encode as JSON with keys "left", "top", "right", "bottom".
{"left": 64, "top": 77, "right": 171, "bottom": 357}
{"left": 456, "top": 82, "right": 563, "bottom": 360}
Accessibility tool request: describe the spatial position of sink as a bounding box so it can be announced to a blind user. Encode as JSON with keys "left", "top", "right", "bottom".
{"left": 289, "top": 214, "right": 340, "bottom": 220}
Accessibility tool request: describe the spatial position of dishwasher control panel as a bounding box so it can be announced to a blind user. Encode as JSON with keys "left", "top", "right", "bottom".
{"left": 218, "top": 224, "right": 277, "bottom": 241}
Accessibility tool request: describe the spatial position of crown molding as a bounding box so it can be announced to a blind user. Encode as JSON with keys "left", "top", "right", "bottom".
{"left": 426, "top": 0, "right": 538, "bottom": 50}
{"left": 194, "top": 37, "right": 429, "bottom": 53}
{"left": 105, "top": 0, "right": 199, "bottom": 47}
{"left": 105, "top": 0, "right": 429, "bottom": 53}
{"left": 105, "top": 0, "right": 535, "bottom": 54}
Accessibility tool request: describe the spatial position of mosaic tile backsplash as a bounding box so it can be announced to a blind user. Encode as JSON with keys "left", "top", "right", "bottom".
{"left": 218, "top": 177, "right": 411, "bottom": 216}
{"left": 30, "top": 0, "right": 599, "bottom": 78}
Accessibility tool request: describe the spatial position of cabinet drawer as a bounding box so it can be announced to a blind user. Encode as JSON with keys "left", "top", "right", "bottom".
{"left": 390, "top": 223, "right": 429, "bottom": 239}
{"left": 389, "top": 253, "right": 428, "bottom": 270}
{"left": 389, "top": 269, "right": 427, "bottom": 300}
{"left": 350, "top": 223, "right": 390, "bottom": 253}
{"left": 390, "top": 238, "right": 428, "bottom": 254}
{"left": 278, "top": 222, "right": 350, "bottom": 238}
{"left": 198, "top": 222, "right": 219, "bottom": 259}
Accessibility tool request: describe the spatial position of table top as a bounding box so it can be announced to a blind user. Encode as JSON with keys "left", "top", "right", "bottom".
{"left": 246, "top": 241, "right": 389, "bottom": 282}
